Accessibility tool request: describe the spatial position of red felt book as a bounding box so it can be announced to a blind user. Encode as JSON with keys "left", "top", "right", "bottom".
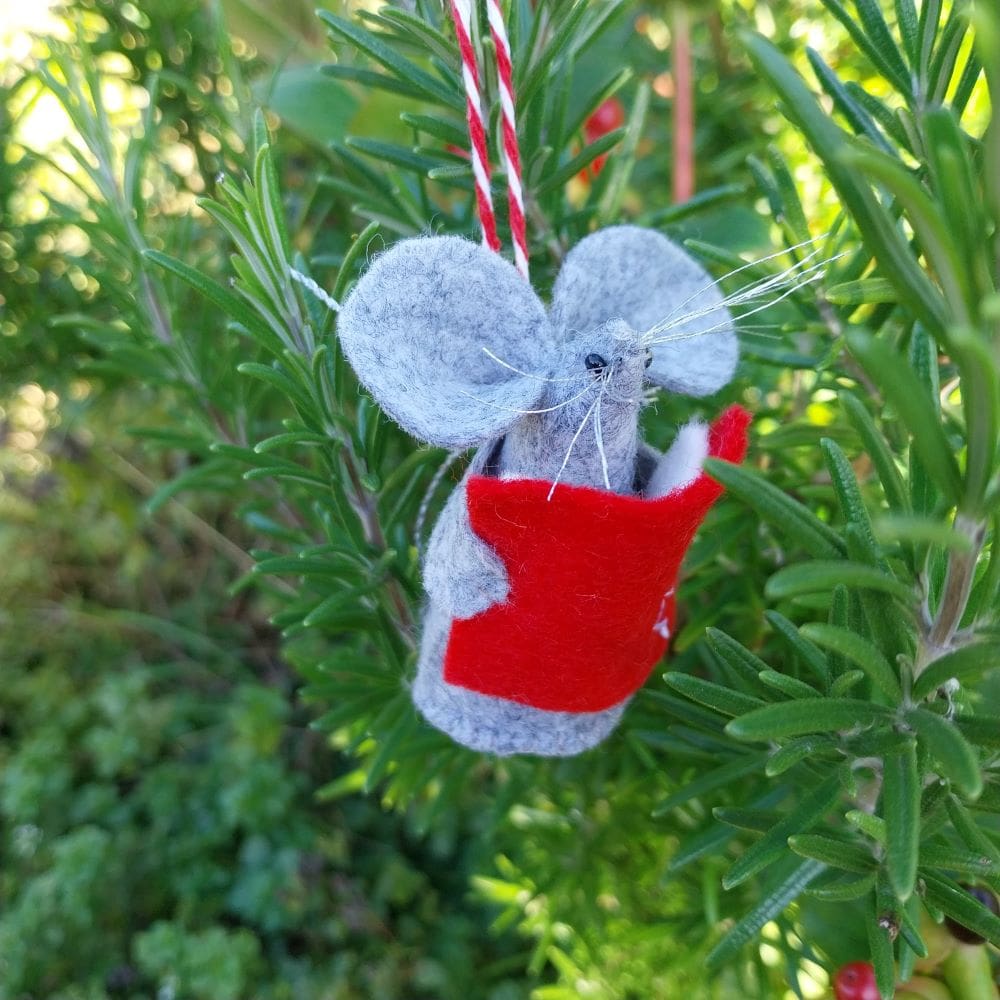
{"left": 443, "top": 405, "right": 751, "bottom": 713}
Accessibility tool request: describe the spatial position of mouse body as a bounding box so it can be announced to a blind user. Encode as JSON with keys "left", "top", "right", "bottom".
{"left": 338, "top": 226, "right": 742, "bottom": 756}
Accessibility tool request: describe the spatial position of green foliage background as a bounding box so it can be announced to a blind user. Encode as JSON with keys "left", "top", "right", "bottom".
{"left": 1, "top": 1, "right": 998, "bottom": 998}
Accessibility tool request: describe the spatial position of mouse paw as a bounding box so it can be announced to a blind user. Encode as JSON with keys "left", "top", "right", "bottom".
{"left": 646, "top": 420, "right": 709, "bottom": 498}
{"left": 427, "top": 545, "right": 510, "bottom": 619}
{"left": 456, "top": 551, "right": 511, "bottom": 617}
{"left": 423, "top": 484, "right": 511, "bottom": 618}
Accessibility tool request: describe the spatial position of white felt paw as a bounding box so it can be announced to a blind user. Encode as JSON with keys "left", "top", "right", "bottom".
{"left": 646, "top": 421, "right": 709, "bottom": 498}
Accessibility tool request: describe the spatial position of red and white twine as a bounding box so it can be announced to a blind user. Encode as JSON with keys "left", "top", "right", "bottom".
{"left": 449, "top": 0, "right": 529, "bottom": 280}
{"left": 449, "top": 0, "right": 500, "bottom": 255}
{"left": 485, "top": 0, "right": 528, "bottom": 278}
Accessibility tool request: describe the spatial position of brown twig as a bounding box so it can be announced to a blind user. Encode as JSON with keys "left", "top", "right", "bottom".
{"left": 671, "top": 3, "right": 695, "bottom": 204}
{"left": 926, "top": 516, "right": 986, "bottom": 650}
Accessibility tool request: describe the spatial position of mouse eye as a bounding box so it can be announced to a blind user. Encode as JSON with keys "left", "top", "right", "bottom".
{"left": 644, "top": 349, "right": 653, "bottom": 369}
{"left": 584, "top": 353, "right": 607, "bottom": 374}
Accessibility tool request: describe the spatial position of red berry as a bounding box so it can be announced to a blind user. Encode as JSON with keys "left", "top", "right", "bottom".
{"left": 584, "top": 97, "right": 626, "bottom": 142}
{"left": 834, "top": 961, "right": 880, "bottom": 1000}
{"left": 580, "top": 97, "right": 626, "bottom": 180}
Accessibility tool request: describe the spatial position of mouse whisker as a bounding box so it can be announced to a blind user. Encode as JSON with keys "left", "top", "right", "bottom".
{"left": 480, "top": 347, "right": 590, "bottom": 384}
{"left": 458, "top": 379, "right": 599, "bottom": 416}
{"left": 643, "top": 252, "right": 844, "bottom": 344}
{"left": 594, "top": 391, "right": 611, "bottom": 491}
{"left": 640, "top": 247, "right": 842, "bottom": 343}
{"left": 645, "top": 265, "right": 833, "bottom": 346}
{"left": 648, "top": 281, "right": 821, "bottom": 344}
{"left": 643, "top": 254, "right": 828, "bottom": 340}
{"left": 638, "top": 234, "right": 830, "bottom": 341}
{"left": 646, "top": 291, "right": 817, "bottom": 348}
{"left": 708, "top": 247, "right": 844, "bottom": 311}
{"left": 547, "top": 395, "right": 601, "bottom": 502}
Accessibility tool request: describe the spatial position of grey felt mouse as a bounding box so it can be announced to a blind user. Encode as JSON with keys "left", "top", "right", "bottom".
{"left": 338, "top": 225, "right": 743, "bottom": 756}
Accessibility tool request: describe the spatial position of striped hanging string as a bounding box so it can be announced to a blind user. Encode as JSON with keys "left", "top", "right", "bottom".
{"left": 449, "top": 0, "right": 529, "bottom": 280}
{"left": 484, "top": 0, "right": 528, "bottom": 278}
{"left": 449, "top": 0, "right": 500, "bottom": 253}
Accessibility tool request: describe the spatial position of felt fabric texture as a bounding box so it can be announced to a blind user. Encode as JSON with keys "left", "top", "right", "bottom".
{"left": 551, "top": 226, "right": 738, "bottom": 397}
{"left": 498, "top": 320, "right": 643, "bottom": 492}
{"left": 647, "top": 420, "right": 708, "bottom": 498}
{"left": 416, "top": 436, "right": 627, "bottom": 755}
{"left": 336, "top": 226, "right": 746, "bottom": 755}
{"left": 634, "top": 443, "right": 662, "bottom": 493}
{"left": 413, "top": 604, "right": 626, "bottom": 756}
{"left": 424, "top": 448, "right": 510, "bottom": 620}
{"left": 337, "top": 236, "right": 553, "bottom": 449}
{"left": 443, "top": 405, "right": 750, "bottom": 713}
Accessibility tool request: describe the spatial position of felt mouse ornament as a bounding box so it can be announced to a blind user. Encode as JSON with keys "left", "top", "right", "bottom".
{"left": 338, "top": 225, "right": 749, "bottom": 756}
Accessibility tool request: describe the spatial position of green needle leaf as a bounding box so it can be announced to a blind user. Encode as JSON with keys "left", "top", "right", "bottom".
{"left": 705, "top": 628, "right": 772, "bottom": 691}
{"left": 821, "top": 438, "right": 882, "bottom": 555}
{"left": 821, "top": 0, "right": 910, "bottom": 92}
{"left": 912, "top": 642, "right": 1000, "bottom": 701}
{"left": 740, "top": 30, "right": 947, "bottom": 335}
{"left": 652, "top": 754, "right": 766, "bottom": 816}
{"left": 825, "top": 278, "right": 899, "bottom": 305}
{"left": 949, "top": 328, "right": 1000, "bottom": 513}
{"left": 799, "top": 624, "right": 902, "bottom": 701}
{"left": 920, "top": 844, "right": 1000, "bottom": 888}
{"left": 707, "top": 858, "right": 826, "bottom": 969}
{"left": 704, "top": 459, "right": 845, "bottom": 559}
{"left": 723, "top": 773, "right": 843, "bottom": 890}
{"left": 727, "top": 699, "right": 892, "bottom": 742}
{"left": 765, "top": 612, "right": 832, "bottom": 688}
{"left": 883, "top": 739, "right": 920, "bottom": 901}
{"left": 847, "top": 330, "right": 963, "bottom": 506}
{"left": 869, "top": 875, "right": 898, "bottom": 996}
{"left": 765, "top": 561, "right": 914, "bottom": 604}
{"left": 905, "top": 709, "right": 983, "bottom": 798}
{"left": 922, "top": 872, "right": 1000, "bottom": 947}
{"left": 662, "top": 673, "right": 766, "bottom": 718}
{"left": 807, "top": 871, "right": 877, "bottom": 901}
{"left": 840, "top": 393, "right": 910, "bottom": 516}
{"left": 787, "top": 833, "right": 877, "bottom": 873}
{"left": 758, "top": 671, "right": 822, "bottom": 699}
{"left": 144, "top": 250, "right": 279, "bottom": 351}
{"left": 318, "top": 11, "right": 460, "bottom": 109}
{"left": 766, "top": 735, "right": 837, "bottom": 776}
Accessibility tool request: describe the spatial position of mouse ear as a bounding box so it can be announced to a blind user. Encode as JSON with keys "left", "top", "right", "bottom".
{"left": 338, "top": 235, "right": 553, "bottom": 448}
{"left": 550, "top": 225, "right": 737, "bottom": 397}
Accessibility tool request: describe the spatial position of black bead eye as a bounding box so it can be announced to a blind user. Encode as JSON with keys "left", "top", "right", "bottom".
{"left": 584, "top": 353, "right": 607, "bottom": 373}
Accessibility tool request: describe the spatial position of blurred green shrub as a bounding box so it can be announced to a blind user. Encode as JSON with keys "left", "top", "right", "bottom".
{"left": 0, "top": 3, "right": 535, "bottom": 996}
{"left": 0, "top": 411, "right": 533, "bottom": 998}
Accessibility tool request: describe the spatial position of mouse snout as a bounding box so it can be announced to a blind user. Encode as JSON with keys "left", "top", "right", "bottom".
{"left": 580, "top": 319, "right": 643, "bottom": 378}
{"left": 602, "top": 324, "right": 647, "bottom": 398}
{"left": 608, "top": 348, "right": 647, "bottom": 399}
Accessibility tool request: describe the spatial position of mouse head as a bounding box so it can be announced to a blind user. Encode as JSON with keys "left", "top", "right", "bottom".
{"left": 337, "top": 226, "right": 739, "bottom": 471}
